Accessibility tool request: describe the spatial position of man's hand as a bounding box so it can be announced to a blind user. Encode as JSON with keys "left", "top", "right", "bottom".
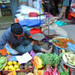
{"left": 47, "top": 46, "right": 53, "bottom": 53}
{"left": 41, "top": 46, "right": 53, "bottom": 53}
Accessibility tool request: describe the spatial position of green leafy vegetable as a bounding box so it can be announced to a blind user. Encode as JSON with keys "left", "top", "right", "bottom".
{"left": 39, "top": 53, "right": 62, "bottom": 67}
{"left": 60, "top": 69, "right": 69, "bottom": 75}
{"left": 0, "top": 64, "right": 3, "bottom": 69}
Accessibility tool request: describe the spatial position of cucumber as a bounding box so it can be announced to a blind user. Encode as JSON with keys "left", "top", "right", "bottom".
{"left": 0, "top": 57, "right": 6, "bottom": 64}
{"left": 0, "top": 64, "right": 3, "bottom": 69}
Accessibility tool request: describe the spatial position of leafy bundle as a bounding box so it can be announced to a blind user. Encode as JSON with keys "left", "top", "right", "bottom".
{"left": 39, "top": 53, "right": 62, "bottom": 67}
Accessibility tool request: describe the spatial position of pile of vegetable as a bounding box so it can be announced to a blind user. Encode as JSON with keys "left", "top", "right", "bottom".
{"left": 50, "top": 38, "right": 75, "bottom": 48}
{"left": 4, "top": 61, "right": 20, "bottom": 71}
{"left": 33, "top": 56, "right": 43, "bottom": 70}
{"left": 18, "top": 72, "right": 34, "bottom": 75}
{"left": 39, "top": 53, "right": 62, "bottom": 67}
{"left": 60, "top": 69, "right": 69, "bottom": 75}
{"left": 0, "top": 56, "right": 7, "bottom": 70}
{"left": 31, "top": 54, "right": 62, "bottom": 75}
{"left": 20, "top": 61, "right": 33, "bottom": 70}
{"left": 4, "top": 61, "right": 33, "bottom": 75}
{"left": 34, "top": 69, "right": 44, "bottom": 75}
{"left": 34, "top": 66, "right": 60, "bottom": 75}
{"left": 27, "top": 73, "right": 34, "bottom": 75}
{"left": 63, "top": 52, "right": 75, "bottom": 66}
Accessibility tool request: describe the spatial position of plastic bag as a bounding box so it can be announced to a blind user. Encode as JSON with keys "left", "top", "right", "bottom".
{"left": 5, "top": 43, "right": 19, "bottom": 55}
{"left": 67, "top": 42, "right": 75, "bottom": 53}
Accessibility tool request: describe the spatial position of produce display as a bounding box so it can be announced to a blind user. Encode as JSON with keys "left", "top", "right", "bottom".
{"left": 20, "top": 62, "right": 33, "bottom": 69}
{"left": 34, "top": 69, "right": 44, "bottom": 75}
{"left": 2, "top": 61, "right": 33, "bottom": 75}
{"left": 0, "top": 56, "right": 7, "bottom": 70}
{"left": 50, "top": 38, "right": 75, "bottom": 48}
{"left": 39, "top": 53, "right": 62, "bottom": 67}
{"left": 0, "top": 36, "right": 75, "bottom": 75}
{"left": 0, "top": 9, "right": 74, "bottom": 75}
{"left": 27, "top": 73, "right": 34, "bottom": 75}
{"left": 4, "top": 61, "right": 20, "bottom": 71}
{"left": 0, "top": 38, "right": 74, "bottom": 75}
{"left": 0, "top": 49, "right": 71, "bottom": 75}
{"left": 33, "top": 56, "right": 43, "bottom": 70}
{"left": 63, "top": 52, "right": 75, "bottom": 67}
{"left": 60, "top": 69, "right": 69, "bottom": 75}
{"left": 34, "top": 65, "right": 60, "bottom": 75}
{"left": 18, "top": 72, "right": 34, "bottom": 75}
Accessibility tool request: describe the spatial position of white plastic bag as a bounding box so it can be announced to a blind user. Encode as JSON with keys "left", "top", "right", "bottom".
{"left": 5, "top": 43, "right": 19, "bottom": 55}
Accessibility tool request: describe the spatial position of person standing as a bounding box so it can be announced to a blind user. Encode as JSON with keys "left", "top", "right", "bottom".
{"left": 59, "top": 0, "right": 71, "bottom": 18}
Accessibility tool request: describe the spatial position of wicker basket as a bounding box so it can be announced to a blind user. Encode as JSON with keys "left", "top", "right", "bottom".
{"left": 1, "top": 67, "right": 34, "bottom": 75}
{"left": 1, "top": 60, "right": 34, "bottom": 75}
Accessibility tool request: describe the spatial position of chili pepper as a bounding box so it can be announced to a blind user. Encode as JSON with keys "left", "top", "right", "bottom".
{"left": 63, "top": 65, "right": 67, "bottom": 72}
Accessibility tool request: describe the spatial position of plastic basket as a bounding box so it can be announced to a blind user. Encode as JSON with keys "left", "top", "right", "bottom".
{"left": 30, "top": 28, "right": 42, "bottom": 35}
{"left": 1, "top": 59, "right": 34, "bottom": 75}
{"left": 49, "top": 37, "right": 75, "bottom": 54}
{"left": 1, "top": 60, "right": 34, "bottom": 75}
{"left": 5, "top": 43, "right": 19, "bottom": 55}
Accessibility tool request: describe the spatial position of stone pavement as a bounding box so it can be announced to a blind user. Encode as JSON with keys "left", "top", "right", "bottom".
{"left": 50, "top": 23, "right": 68, "bottom": 37}
{"left": 60, "top": 25, "right": 75, "bottom": 41}
{"left": 50, "top": 23, "right": 75, "bottom": 41}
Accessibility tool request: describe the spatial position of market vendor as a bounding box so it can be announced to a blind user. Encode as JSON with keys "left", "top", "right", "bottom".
{"left": 0, "top": 23, "right": 52, "bottom": 56}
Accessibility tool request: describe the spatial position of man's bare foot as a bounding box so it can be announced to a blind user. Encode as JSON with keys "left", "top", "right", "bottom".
{"left": 48, "top": 46, "right": 53, "bottom": 53}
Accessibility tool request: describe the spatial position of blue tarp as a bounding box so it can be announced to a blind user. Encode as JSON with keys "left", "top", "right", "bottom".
{"left": 19, "top": 19, "right": 44, "bottom": 27}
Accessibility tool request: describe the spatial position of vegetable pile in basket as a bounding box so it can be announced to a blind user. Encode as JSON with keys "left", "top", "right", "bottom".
{"left": 51, "top": 38, "right": 75, "bottom": 48}
{"left": 0, "top": 56, "right": 7, "bottom": 70}
{"left": 4, "top": 61, "right": 20, "bottom": 71}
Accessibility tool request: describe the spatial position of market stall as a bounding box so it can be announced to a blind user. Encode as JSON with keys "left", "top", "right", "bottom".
{"left": 0, "top": 4, "right": 75, "bottom": 75}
